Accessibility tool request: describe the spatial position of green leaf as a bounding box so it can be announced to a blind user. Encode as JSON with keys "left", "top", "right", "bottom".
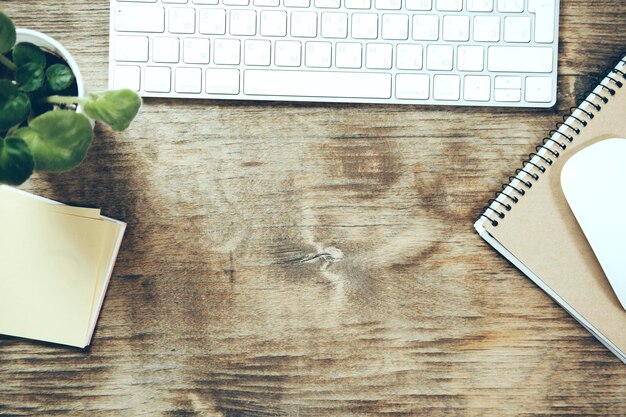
{"left": 12, "top": 42, "right": 46, "bottom": 67}
{"left": 0, "top": 93, "right": 30, "bottom": 132}
{"left": 0, "top": 79, "right": 18, "bottom": 107}
{"left": 16, "top": 62, "right": 45, "bottom": 92}
{"left": 0, "top": 12, "right": 16, "bottom": 54}
{"left": 84, "top": 89, "right": 142, "bottom": 132}
{"left": 15, "top": 110, "right": 93, "bottom": 172}
{"left": 46, "top": 63, "right": 74, "bottom": 91}
{"left": 0, "top": 136, "right": 34, "bottom": 185}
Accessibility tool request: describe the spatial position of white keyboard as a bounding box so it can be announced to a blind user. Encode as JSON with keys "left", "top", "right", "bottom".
{"left": 109, "top": 0, "right": 560, "bottom": 107}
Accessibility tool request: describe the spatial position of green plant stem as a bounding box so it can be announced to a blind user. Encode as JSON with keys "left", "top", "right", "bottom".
{"left": 6, "top": 126, "right": 18, "bottom": 137}
{"left": 43, "top": 95, "right": 88, "bottom": 105}
{"left": 0, "top": 54, "right": 17, "bottom": 72}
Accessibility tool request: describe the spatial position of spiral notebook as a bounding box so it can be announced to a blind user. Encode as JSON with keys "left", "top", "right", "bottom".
{"left": 475, "top": 55, "right": 626, "bottom": 363}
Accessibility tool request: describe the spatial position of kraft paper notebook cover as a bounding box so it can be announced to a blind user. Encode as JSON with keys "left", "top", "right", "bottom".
{"left": 474, "top": 56, "right": 626, "bottom": 363}
{"left": 0, "top": 186, "right": 126, "bottom": 348}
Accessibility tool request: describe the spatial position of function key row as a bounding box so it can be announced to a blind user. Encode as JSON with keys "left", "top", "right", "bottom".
{"left": 117, "top": 0, "right": 528, "bottom": 12}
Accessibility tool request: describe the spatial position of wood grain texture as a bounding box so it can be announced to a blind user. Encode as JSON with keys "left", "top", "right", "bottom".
{"left": 1, "top": 1, "right": 626, "bottom": 416}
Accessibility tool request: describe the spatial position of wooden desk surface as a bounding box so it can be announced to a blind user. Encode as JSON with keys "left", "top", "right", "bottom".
{"left": 1, "top": 1, "right": 626, "bottom": 415}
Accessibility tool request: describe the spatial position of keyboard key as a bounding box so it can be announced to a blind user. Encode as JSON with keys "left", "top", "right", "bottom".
{"left": 206, "top": 68, "right": 240, "bottom": 94}
{"left": 442, "top": 15, "right": 469, "bottom": 41}
{"left": 426, "top": 44, "right": 453, "bottom": 70}
{"left": 495, "top": 76, "right": 521, "bottom": 89}
{"left": 199, "top": 9, "right": 226, "bottom": 35}
{"left": 352, "top": 13, "right": 378, "bottom": 39}
{"left": 436, "top": 0, "right": 462, "bottom": 11}
{"left": 291, "top": 12, "right": 318, "bottom": 37}
{"left": 315, "top": 0, "right": 341, "bottom": 7}
{"left": 114, "top": 35, "right": 149, "bottom": 62}
{"left": 525, "top": 76, "right": 553, "bottom": 103}
{"left": 412, "top": 15, "right": 439, "bottom": 40}
{"left": 244, "top": 40, "right": 271, "bottom": 65}
{"left": 244, "top": 70, "right": 392, "bottom": 98}
{"left": 260, "top": 11, "right": 287, "bottom": 36}
{"left": 275, "top": 40, "right": 302, "bottom": 66}
{"left": 457, "top": 45, "right": 484, "bottom": 71}
{"left": 113, "top": 65, "right": 141, "bottom": 91}
{"left": 345, "top": 0, "right": 371, "bottom": 9}
{"left": 467, "top": 0, "right": 493, "bottom": 11}
{"left": 321, "top": 13, "right": 349, "bottom": 38}
{"left": 284, "top": 0, "right": 310, "bottom": 6}
{"left": 183, "top": 38, "right": 211, "bottom": 64}
{"left": 193, "top": 0, "right": 219, "bottom": 4}
{"left": 528, "top": 0, "right": 557, "bottom": 43}
{"left": 230, "top": 9, "right": 257, "bottom": 36}
{"left": 305, "top": 42, "right": 332, "bottom": 67}
{"left": 464, "top": 75, "right": 490, "bottom": 101}
{"left": 375, "top": 0, "right": 401, "bottom": 9}
{"left": 497, "top": 0, "right": 524, "bottom": 12}
{"left": 527, "top": 78, "right": 561, "bottom": 102}
{"left": 405, "top": 0, "right": 432, "bottom": 10}
{"left": 382, "top": 14, "right": 409, "bottom": 40}
{"left": 396, "top": 44, "right": 423, "bottom": 70}
{"left": 336, "top": 42, "right": 362, "bottom": 68}
{"left": 144, "top": 66, "right": 171, "bottom": 92}
{"left": 152, "top": 36, "right": 179, "bottom": 63}
{"left": 473, "top": 16, "right": 500, "bottom": 42}
{"left": 168, "top": 8, "right": 195, "bottom": 34}
{"left": 224, "top": 0, "right": 249, "bottom": 5}
{"left": 433, "top": 74, "right": 460, "bottom": 100}
{"left": 254, "top": 0, "right": 280, "bottom": 6}
{"left": 175, "top": 67, "right": 202, "bottom": 93}
{"left": 163, "top": 0, "right": 188, "bottom": 3}
{"left": 504, "top": 16, "right": 531, "bottom": 42}
{"left": 366, "top": 43, "right": 392, "bottom": 69}
{"left": 214, "top": 39, "right": 241, "bottom": 64}
{"left": 494, "top": 88, "right": 521, "bottom": 102}
{"left": 488, "top": 46, "right": 553, "bottom": 72}
{"left": 114, "top": 6, "right": 165, "bottom": 33}
{"left": 494, "top": 76, "right": 521, "bottom": 101}
{"left": 396, "top": 73, "right": 429, "bottom": 99}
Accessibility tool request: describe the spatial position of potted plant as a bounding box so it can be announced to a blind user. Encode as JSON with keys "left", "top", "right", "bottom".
{"left": 0, "top": 11, "right": 141, "bottom": 186}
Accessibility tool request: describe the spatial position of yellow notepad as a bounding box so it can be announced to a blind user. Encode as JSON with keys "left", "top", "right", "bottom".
{"left": 0, "top": 186, "right": 126, "bottom": 348}
{"left": 475, "top": 56, "right": 626, "bottom": 363}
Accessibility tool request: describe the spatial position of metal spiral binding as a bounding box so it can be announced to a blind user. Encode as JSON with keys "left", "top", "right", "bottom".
{"left": 549, "top": 128, "right": 574, "bottom": 143}
{"left": 480, "top": 55, "right": 626, "bottom": 228}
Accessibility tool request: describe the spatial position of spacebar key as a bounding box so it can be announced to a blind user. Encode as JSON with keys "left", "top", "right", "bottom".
{"left": 244, "top": 70, "right": 392, "bottom": 99}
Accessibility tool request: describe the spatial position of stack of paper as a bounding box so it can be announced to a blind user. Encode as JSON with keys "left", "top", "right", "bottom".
{"left": 0, "top": 186, "right": 126, "bottom": 348}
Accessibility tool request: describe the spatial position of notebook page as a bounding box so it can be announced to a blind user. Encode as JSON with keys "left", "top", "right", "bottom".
{"left": 0, "top": 186, "right": 101, "bottom": 218}
{"left": 0, "top": 201, "right": 107, "bottom": 347}
{"left": 86, "top": 219, "right": 125, "bottom": 344}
